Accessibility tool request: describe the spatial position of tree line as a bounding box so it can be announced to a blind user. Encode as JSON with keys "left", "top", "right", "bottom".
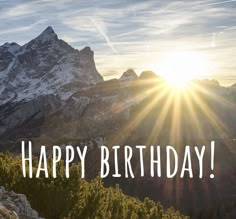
{"left": 0, "top": 152, "right": 189, "bottom": 219}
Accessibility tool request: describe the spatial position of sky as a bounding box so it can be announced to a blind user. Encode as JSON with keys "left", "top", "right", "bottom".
{"left": 0, "top": 0, "right": 236, "bottom": 85}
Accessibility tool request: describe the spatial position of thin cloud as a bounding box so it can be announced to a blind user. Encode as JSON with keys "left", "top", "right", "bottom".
{"left": 0, "top": 19, "right": 47, "bottom": 37}
{"left": 0, "top": 0, "right": 236, "bottom": 84}
{"left": 192, "top": 0, "right": 236, "bottom": 8}
{"left": 90, "top": 18, "right": 118, "bottom": 54}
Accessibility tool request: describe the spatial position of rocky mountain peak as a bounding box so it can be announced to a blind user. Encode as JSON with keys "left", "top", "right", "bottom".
{"left": 80, "top": 46, "right": 93, "bottom": 55}
{"left": 120, "top": 69, "right": 138, "bottom": 81}
{"left": 34, "top": 26, "right": 58, "bottom": 43}
{"left": 80, "top": 46, "right": 95, "bottom": 62}
{"left": 0, "top": 26, "right": 103, "bottom": 103}
{"left": 139, "top": 71, "right": 160, "bottom": 80}
{"left": 1, "top": 42, "right": 20, "bottom": 48}
{"left": 41, "top": 25, "right": 55, "bottom": 34}
{"left": 0, "top": 42, "right": 20, "bottom": 54}
{"left": 21, "top": 26, "right": 59, "bottom": 51}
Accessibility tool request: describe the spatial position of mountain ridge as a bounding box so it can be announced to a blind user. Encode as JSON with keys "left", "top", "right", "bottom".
{"left": 0, "top": 26, "right": 103, "bottom": 104}
{"left": 1, "top": 26, "right": 236, "bottom": 142}
{"left": 0, "top": 26, "right": 236, "bottom": 219}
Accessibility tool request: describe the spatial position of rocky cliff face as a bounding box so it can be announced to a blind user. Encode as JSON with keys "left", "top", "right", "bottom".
{"left": 0, "top": 187, "right": 42, "bottom": 219}
{"left": 119, "top": 69, "right": 138, "bottom": 81}
{"left": 0, "top": 26, "right": 103, "bottom": 104}
{"left": 0, "top": 26, "right": 104, "bottom": 140}
{"left": 0, "top": 25, "right": 143, "bottom": 142}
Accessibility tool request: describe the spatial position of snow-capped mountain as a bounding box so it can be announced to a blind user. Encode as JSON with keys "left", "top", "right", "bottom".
{"left": 1, "top": 25, "right": 236, "bottom": 147}
{"left": 0, "top": 27, "right": 142, "bottom": 140}
{"left": 0, "top": 26, "right": 103, "bottom": 103}
{"left": 0, "top": 26, "right": 236, "bottom": 219}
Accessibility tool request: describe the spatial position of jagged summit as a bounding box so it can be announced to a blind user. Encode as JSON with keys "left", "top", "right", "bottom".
{"left": 38, "top": 26, "right": 57, "bottom": 38}
{"left": 0, "top": 42, "right": 20, "bottom": 55}
{"left": 120, "top": 69, "right": 138, "bottom": 81}
{"left": 41, "top": 25, "right": 55, "bottom": 34}
{"left": 81, "top": 46, "right": 92, "bottom": 53}
{"left": 80, "top": 46, "right": 94, "bottom": 57}
{"left": 28, "top": 26, "right": 58, "bottom": 45}
{"left": 1, "top": 42, "right": 20, "bottom": 47}
{"left": 0, "top": 26, "right": 103, "bottom": 103}
{"left": 139, "top": 71, "right": 160, "bottom": 80}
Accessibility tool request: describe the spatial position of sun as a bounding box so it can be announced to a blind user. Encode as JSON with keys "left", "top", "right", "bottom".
{"left": 156, "top": 51, "right": 209, "bottom": 89}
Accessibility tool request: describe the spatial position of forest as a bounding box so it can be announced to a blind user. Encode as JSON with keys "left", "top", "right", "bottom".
{"left": 0, "top": 152, "right": 188, "bottom": 219}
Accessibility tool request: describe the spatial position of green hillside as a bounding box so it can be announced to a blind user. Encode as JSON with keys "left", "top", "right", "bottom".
{"left": 0, "top": 153, "right": 188, "bottom": 219}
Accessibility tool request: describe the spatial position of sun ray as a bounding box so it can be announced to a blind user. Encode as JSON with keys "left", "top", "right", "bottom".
{"left": 170, "top": 91, "right": 182, "bottom": 145}
{"left": 145, "top": 91, "right": 175, "bottom": 145}
{"left": 188, "top": 86, "right": 229, "bottom": 138}
{"left": 110, "top": 83, "right": 169, "bottom": 145}
{"left": 182, "top": 89, "right": 206, "bottom": 141}
{"left": 191, "top": 82, "right": 236, "bottom": 109}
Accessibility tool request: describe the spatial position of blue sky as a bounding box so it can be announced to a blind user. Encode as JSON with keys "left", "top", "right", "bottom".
{"left": 0, "top": 0, "right": 236, "bottom": 85}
